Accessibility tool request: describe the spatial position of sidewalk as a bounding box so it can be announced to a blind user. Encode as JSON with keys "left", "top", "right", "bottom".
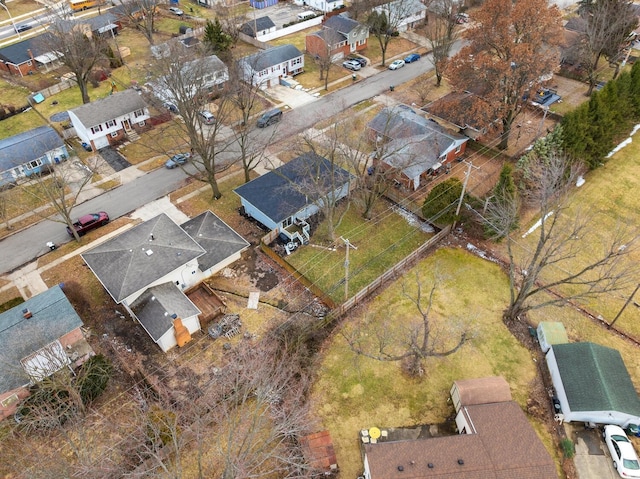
{"left": 0, "top": 154, "right": 263, "bottom": 299}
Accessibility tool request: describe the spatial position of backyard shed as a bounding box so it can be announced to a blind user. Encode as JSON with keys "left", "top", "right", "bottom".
{"left": 537, "top": 321, "right": 569, "bottom": 353}
{"left": 546, "top": 342, "right": 640, "bottom": 427}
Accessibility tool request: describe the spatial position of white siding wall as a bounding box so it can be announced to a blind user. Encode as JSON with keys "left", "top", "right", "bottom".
{"left": 156, "top": 314, "right": 202, "bottom": 352}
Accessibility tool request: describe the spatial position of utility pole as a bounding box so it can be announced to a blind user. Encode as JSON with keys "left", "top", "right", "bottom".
{"left": 341, "top": 237, "right": 357, "bottom": 301}
{"left": 535, "top": 106, "right": 549, "bottom": 139}
{"left": 609, "top": 283, "right": 640, "bottom": 328}
{"left": 452, "top": 160, "right": 478, "bottom": 230}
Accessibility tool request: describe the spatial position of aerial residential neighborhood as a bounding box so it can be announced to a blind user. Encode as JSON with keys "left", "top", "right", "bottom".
{"left": 0, "top": 0, "right": 640, "bottom": 477}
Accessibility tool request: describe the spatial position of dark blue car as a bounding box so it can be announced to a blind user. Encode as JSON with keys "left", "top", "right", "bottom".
{"left": 404, "top": 53, "right": 421, "bottom": 63}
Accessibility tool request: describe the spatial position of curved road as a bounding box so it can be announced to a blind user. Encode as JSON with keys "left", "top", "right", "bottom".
{"left": 0, "top": 46, "right": 464, "bottom": 275}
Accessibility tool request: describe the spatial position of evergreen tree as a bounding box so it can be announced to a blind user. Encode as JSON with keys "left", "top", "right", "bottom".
{"left": 422, "top": 177, "right": 463, "bottom": 225}
{"left": 630, "top": 61, "right": 640, "bottom": 119}
{"left": 203, "top": 18, "right": 232, "bottom": 57}
{"left": 561, "top": 104, "right": 590, "bottom": 161}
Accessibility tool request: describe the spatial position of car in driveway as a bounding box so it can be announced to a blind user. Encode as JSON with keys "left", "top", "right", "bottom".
{"left": 168, "top": 6, "right": 184, "bottom": 15}
{"left": 347, "top": 55, "right": 367, "bottom": 67}
{"left": 603, "top": 425, "right": 640, "bottom": 478}
{"left": 342, "top": 59, "right": 361, "bottom": 71}
{"left": 199, "top": 110, "right": 215, "bottom": 125}
{"left": 66, "top": 212, "right": 110, "bottom": 237}
{"left": 389, "top": 59, "right": 405, "bottom": 70}
{"left": 165, "top": 153, "right": 191, "bottom": 169}
{"left": 404, "top": 53, "right": 421, "bottom": 63}
{"left": 15, "top": 24, "right": 33, "bottom": 34}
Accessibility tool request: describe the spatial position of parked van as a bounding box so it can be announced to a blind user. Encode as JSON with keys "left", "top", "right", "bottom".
{"left": 257, "top": 108, "right": 283, "bottom": 128}
{"left": 297, "top": 10, "right": 316, "bottom": 20}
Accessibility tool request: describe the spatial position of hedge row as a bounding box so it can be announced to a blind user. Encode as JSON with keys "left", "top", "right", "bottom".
{"left": 561, "top": 61, "right": 640, "bottom": 169}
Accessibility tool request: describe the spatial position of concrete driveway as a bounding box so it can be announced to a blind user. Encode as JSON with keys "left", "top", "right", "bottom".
{"left": 567, "top": 424, "right": 618, "bottom": 479}
{"left": 268, "top": 84, "right": 319, "bottom": 109}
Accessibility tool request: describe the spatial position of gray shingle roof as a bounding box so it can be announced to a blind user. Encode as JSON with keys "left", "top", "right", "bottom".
{"left": 69, "top": 89, "right": 147, "bottom": 129}
{"left": 130, "top": 282, "right": 200, "bottom": 341}
{"left": 369, "top": 106, "right": 466, "bottom": 177}
{"left": 180, "top": 211, "right": 249, "bottom": 272}
{"left": 0, "top": 33, "right": 55, "bottom": 65}
{"left": 55, "top": 13, "right": 118, "bottom": 34}
{"left": 552, "top": 342, "right": 640, "bottom": 416}
{"left": 0, "top": 285, "right": 83, "bottom": 393}
{"left": 0, "top": 126, "right": 64, "bottom": 172}
{"left": 242, "top": 44, "right": 303, "bottom": 71}
{"left": 81, "top": 214, "right": 205, "bottom": 303}
{"left": 240, "top": 16, "right": 276, "bottom": 36}
{"left": 234, "top": 153, "right": 353, "bottom": 224}
{"left": 324, "top": 15, "right": 360, "bottom": 34}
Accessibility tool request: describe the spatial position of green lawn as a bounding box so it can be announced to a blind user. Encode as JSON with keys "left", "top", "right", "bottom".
{"left": 287, "top": 201, "right": 434, "bottom": 302}
{"left": 507, "top": 135, "right": 640, "bottom": 339}
{"left": 312, "top": 247, "right": 545, "bottom": 478}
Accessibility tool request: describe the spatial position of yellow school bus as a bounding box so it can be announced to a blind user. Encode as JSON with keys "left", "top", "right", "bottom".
{"left": 69, "top": 0, "right": 100, "bottom": 12}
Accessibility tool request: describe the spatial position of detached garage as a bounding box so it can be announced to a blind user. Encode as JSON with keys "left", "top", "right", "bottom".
{"left": 547, "top": 342, "right": 640, "bottom": 428}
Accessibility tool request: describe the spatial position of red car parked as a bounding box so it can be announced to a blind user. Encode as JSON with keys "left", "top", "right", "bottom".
{"left": 66, "top": 211, "right": 110, "bottom": 236}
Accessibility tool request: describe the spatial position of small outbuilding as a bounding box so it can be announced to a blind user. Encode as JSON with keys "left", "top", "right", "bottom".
{"left": 537, "top": 321, "right": 569, "bottom": 353}
{"left": 546, "top": 342, "right": 640, "bottom": 427}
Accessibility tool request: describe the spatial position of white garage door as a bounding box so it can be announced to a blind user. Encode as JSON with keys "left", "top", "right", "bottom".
{"left": 93, "top": 135, "right": 109, "bottom": 149}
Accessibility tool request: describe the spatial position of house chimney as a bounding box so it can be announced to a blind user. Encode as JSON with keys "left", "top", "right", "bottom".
{"left": 27, "top": 49, "right": 35, "bottom": 62}
{"left": 22, "top": 308, "right": 32, "bottom": 319}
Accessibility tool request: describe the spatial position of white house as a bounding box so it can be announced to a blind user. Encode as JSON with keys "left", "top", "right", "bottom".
{"left": 239, "top": 44, "right": 304, "bottom": 88}
{"left": 546, "top": 342, "right": 640, "bottom": 428}
{"left": 82, "top": 213, "right": 248, "bottom": 352}
{"left": 68, "top": 89, "right": 150, "bottom": 151}
{"left": 304, "top": 0, "right": 344, "bottom": 13}
{"left": 149, "top": 54, "right": 229, "bottom": 111}
{"left": 374, "top": 0, "right": 427, "bottom": 32}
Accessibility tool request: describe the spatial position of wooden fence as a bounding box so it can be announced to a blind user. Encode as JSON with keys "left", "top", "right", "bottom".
{"left": 331, "top": 225, "right": 451, "bottom": 318}
{"left": 260, "top": 234, "right": 338, "bottom": 309}
{"left": 260, "top": 224, "right": 451, "bottom": 315}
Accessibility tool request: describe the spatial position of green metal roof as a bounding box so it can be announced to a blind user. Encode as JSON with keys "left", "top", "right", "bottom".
{"left": 553, "top": 342, "right": 640, "bottom": 415}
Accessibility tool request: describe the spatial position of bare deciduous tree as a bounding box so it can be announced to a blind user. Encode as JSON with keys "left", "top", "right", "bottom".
{"left": 42, "top": 21, "right": 108, "bottom": 104}
{"left": 343, "top": 272, "right": 468, "bottom": 377}
{"left": 127, "top": 343, "right": 314, "bottom": 479}
{"left": 572, "top": 0, "right": 638, "bottom": 94}
{"left": 111, "top": 0, "right": 159, "bottom": 46}
{"left": 227, "top": 64, "right": 276, "bottom": 184}
{"left": 425, "top": 0, "right": 459, "bottom": 87}
{"left": 289, "top": 134, "right": 353, "bottom": 243}
{"left": 217, "top": 4, "right": 247, "bottom": 46}
{"left": 312, "top": 27, "right": 345, "bottom": 91}
{"left": 22, "top": 156, "right": 102, "bottom": 242}
{"left": 150, "top": 46, "right": 236, "bottom": 199}
{"left": 368, "top": 0, "right": 417, "bottom": 66}
{"left": 482, "top": 151, "right": 639, "bottom": 322}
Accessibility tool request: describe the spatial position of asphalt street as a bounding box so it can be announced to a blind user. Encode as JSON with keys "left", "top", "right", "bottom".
{"left": 0, "top": 42, "right": 466, "bottom": 275}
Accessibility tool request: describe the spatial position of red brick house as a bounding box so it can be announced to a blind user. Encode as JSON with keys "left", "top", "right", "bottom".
{"left": 306, "top": 14, "right": 369, "bottom": 60}
{"left": 0, "top": 34, "right": 57, "bottom": 77}
{"left": 368, "top": 105, "right": 468, "bottom": 190}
